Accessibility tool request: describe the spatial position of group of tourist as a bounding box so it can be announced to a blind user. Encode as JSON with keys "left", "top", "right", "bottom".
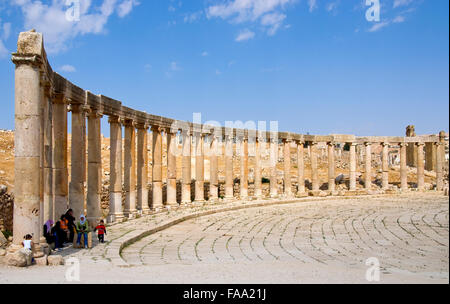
{"left": 41, "top": 209, "right": 108, "bottom": 251}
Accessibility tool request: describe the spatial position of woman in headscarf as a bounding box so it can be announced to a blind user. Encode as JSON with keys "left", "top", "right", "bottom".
{"left": 43, "top": 219, "right": 55, "bottom": 245}
{"left": 76, "top": 215, "right": 90, "bottom": 249}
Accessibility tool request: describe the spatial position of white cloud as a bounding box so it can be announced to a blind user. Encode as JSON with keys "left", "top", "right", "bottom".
{"left": 368, "top": 20, "right": 390, "bottom": 32}
{"left": 215, "top": 69, "right": 222, "bottom": 75}
{"left": 308, "top": 0, "right": 317, "bottom": 12}
{"left": 0, "top": 40, "right": 8, "bottom": 58}
{"left": 184, "top": 11, "right": 203, "bottom": 23}
{"left": 0, "top": 19, "right": 11, "bottom": 58}
{"left": 201, "top": 51, "right": 209, "bottom": 57}
{"left": 393, "top": 15, "right": 406, "bottom": 23}
{"left": 206, "top": 0, "right": 295, "bottom": 38}
{"left": 326, "top": 1, "right": 339, "bottom": 13}
{"left": 235, "top": 28, "right": 255, "bottom": 42}
{"left": 59, "top": 64, "right": 76, "bottom": 73}
{"left": 393, "top": 0, "right": 414, "bottom": 9}
{"left": 10, "top": 0, "right": 139, "bottom": 54}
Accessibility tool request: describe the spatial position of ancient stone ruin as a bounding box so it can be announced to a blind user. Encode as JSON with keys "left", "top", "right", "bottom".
{"left": 9, "top": 30, "right": 449, "bottom": 251}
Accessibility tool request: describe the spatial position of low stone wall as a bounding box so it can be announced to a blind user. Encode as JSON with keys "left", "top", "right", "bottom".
{"left": 0, "top": 186, "right": 13, "bottom": 233}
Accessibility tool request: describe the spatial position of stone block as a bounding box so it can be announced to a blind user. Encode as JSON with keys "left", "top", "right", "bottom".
{"left": 35, "top": 255, "right": 48, "bottom": 266}
{"left": 48, "top": 255, "right": 64, "bottom": 266}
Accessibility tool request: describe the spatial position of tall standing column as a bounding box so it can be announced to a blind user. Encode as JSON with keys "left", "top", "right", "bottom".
{"left": 152, "top": 126, "right": 163, "bottom": 210}
{"left": 310, "top": 142, "right": 319, "bottom": 192}
{"left": 240, "top": 137, "right": 249, "bottom": 200}
{"left": 69, "top": 104, "right": 87, "bottom": 219}
{"left": 52, "top": 95, "right": 69, "bottom": 220}
{"left": 425, "top": 142, "right": 436, "bottom": 172}
{"left": 194, "top": 133, "right": 205, "bottom": 203}
{"left": 225, "top": 135, "right": 234, "bottom": 200}
{"left": 283, "top": 139, "right": 292, "bottom": 197}
{"left": 381, "top": 142, "right": 389, "bottom": 190}
{"left": 269, "top": 137, "right": 278, "bottom": 198}
{"left": 137, "top": 124, "right": 150, "bottom": 213}
{"left": 254, "top": 138, "right": 263, "bottom": 199}
{"left": 87, "top": 110, "right": 102, "bottom": 225}
{"left": 43, "top": 82, "right": 53, "bottom": 223}
{"left": 400, "top": 143, "right": 408, "bottom": 191}
{"left": 416, "top": 142, "right": 425, "bottom": 191}
{"left": 181, "top": 130, "right": 192, "bottom": 205}
{"left": 166, "top": 131, "right": 178, "bottom": 207}
{"left": 109, "top": 116, "right": 124, "bottom": 222}
{"left": 436, "top": 132, "right": 446, "bottom": 191}
{"left": 12, "top": 31, "right": 43, "bottom": 244}
{"left": 123, "top": 120, "right": 137, "bottom": 217}
{"left": 364, "top": 142, "right": 372, "bottom": 191}
{"left": 349, "top": 142, "right": 357, "bottom": 191}
{"left": 327, "top": 142, "right": 335, "bottom": 193}
{"left": 209, "top": 135, "right": 219, "bottom": 201}
{"left": 297, "top": 141, "right": 305, "bottom": 195}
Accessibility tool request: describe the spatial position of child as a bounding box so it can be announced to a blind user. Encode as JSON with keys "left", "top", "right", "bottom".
{"left": 94, "top": 220, "right": 107, "bottom": 243}
{"left": 76, "top": 215, "right": 90, "bottom": 249}
{"left": 21, "top": 234, "right": 33, "bottom": 266}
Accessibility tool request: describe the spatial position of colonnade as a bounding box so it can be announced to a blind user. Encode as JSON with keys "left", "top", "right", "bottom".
{"left": 11, "top": 30, "right": 448, "bottom": 245}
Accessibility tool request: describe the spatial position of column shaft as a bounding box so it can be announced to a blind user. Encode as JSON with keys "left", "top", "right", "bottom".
{"left": 137, "top": 126, "right": 150, "bottom": 213}
{"left": 269, "top": 138, "right": 278, "bottom": 197}
{"left": 284, "top": 140, "right": 292, "bottom": 197}
{"left": 310, "top": 143, "right": 319, "bottom": 192}
{"left": 297, "top": 142, "right": 305, "bottom": 195}
{"left": 194, "top": 133, "right": 205, "bottom": 202}
{"left": 87, "top": 112, "right": 102, "bottom": 225}
{"left": 254, "top": 139, "right": 262, "bottom": 198}
{"left": 52, "top": 98, "right": 68, "bottom": 220}
{"left": 328, "top": 142, "right": 335, "bottom": 193}
{"left": 349, "top": 143, "right": 357, "bottom": 191}
{"left": 167, "top": 132, "right": 178, "bottom": 206}
{"left": 109, "top": 117, "right": 124, "bottom": 222}
{"left": 416, "top": 143, "right": 425, "bottom": 191}
{"left": 400, "top": 143, "right": 408, "bottom": 191}
{"left": 12, "top": 54, "right": 42, "bottom": 244}
{"left": 124, "top": 121, "right": 137, "bottom": 217}
{"left": 69, "top": 104, "right": 87, "bottom": 219}
{"left": 240, "top": 138, "right": 249, "bottom": 199}
{"left": 364, "top": 143, "right": 372, "bottom": 191}
{"left": 225, "top": 135, "right": 234, "bottom": 199}
{"left": 152, "top": 126, "right": 163, "bottom": 210}
{"left": 209, "top": 136, "right": 219, "bottom": 201}
{"left": 43, "top": 85, "right": 53, "bottom": 223}
{"left": 382, "top": 143, "right": 389, "bottom": 190}
{"left": 436, "top": 143, "right": 444, "bottom": 191}
{"left": 181, "top": 131, "right": 191, "bottom": 204}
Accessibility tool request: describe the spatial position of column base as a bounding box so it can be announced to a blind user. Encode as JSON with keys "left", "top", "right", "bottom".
{"left": 107, "top": 213, "right": 124, "bottom": 224}
{"left": 296, "top": 192, "right": 308, "bottom": 198}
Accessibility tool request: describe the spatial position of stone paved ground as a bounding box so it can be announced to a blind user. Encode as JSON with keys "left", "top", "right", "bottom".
{"left": 0, "top": 193, "right": 448, "bottom": 284}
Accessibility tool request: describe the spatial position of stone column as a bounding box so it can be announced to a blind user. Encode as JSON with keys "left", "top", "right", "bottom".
{"left": 400, "top": 143, "right": 408, "bottom": 191}
{"left": 425, "top": 142, "right": 436, "bottom": 171}
{"left": 137, "top": 124, "right": 150, "bottom": 213}
{"left": 283, "top": 139, "right": 292, "bottom": 197}
{"left": 181, "top": 130, "right": 192, "bottom": 205}
{"left": 416, "top": 142, "right": 425, "bottom": 191}
{"left": 52, "top": 95, "right": 69, "bottom": 220}
{"left": 436, "top": 131, "right": 446, "bottom": 191}
{"left": 327, "top": 142, "right": 335, "bottom": 193}
{"left": 297, "top": 141, "right": 305, "bottom": 195}
{"left": 69, "top": 104, "right": 87, "bottom": 219}
{"left": 349, "top": 143, "right": 357, "bottom": 191}
{"left": 209, "top": 135, "right": 219, "bottom": 201}
{"left": 166, "top": 131, "right": 178, "bottom": 207}
{"left": 254, "top": 138, "right": 263, "bottom": 199}
{"left": 381, "top": 142, "right": 389, "bottom": 190}
{"left": 12, "top": 31, "right": 43, "bottom": 244}
{"left": 269, "top": 137, "right": 278, "bottom": 198}
{"left": 152, "top": 126, "right": 163, "bottom": 210}
{"left": 194, "top": 133, "right": 205, "bottom": 203}
{"left": 310, "top": 142, "right": 320, "bottom": 192}
{"left": 225, "top": 135, "right": 234, "bottom": 200}
{"left": 240, "top": 137, "right": 249, "bottom": 200}
{"left": 43, "top": 82, "right": 53, "bottom": 223}
{"left": 108, "top": 116, "right": 124, "bottom": 222}
{"left": 364, "top": 142, "right": 372, "bottom": 191}
{"left": 86, "top": 110, "right": 102, "bottom": 225}
{"left": 123, "top": 120, "right": 137, "bottom": 217}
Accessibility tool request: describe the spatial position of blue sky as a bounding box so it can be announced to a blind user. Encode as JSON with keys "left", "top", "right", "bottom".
{"left": 0, "top": 0, "right": 448, "bottom": 137}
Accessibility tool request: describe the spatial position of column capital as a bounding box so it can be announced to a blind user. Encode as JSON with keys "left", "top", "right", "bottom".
{"left": 11, "top": 53, "right": 43, "bottom": 67}
{"left": 381, "top": 142, "right": 390, "bottom": 147}
{"left": 151, "top": 125, "right": 161, "bottom": 133}
{"left": 295, "top": 140, "right": 305, "bottom": 145}
{"left": 348, "top": 142, "right": 358, "bottom": 147}
{"left": 136, "top": 122, "right": 150, "bottom": 130}
{"left": 88, "top": 109, "right": 103, "bottom": 119}
{"left": 123, "top": 119, "right": 136, "bottom": 128}
{"left": 68, "top": 103, "right": 90, "bottom": 115}
{"left": 327, "top": 141, "right": 335, "bottom": 147}
{"left": 399, "top": 142, "right": 407, "bottom": 147}
{"left": 108, "top": 115, "right": 124, "bottom": 125}
{"left": 364, "top": 142, "right": 372, "bottom": 146}
{"left": 310, "top": 141, "right": 318, "bottom": 146}
{"left": 415, "top": 142, "right": 425, "bottom": 147}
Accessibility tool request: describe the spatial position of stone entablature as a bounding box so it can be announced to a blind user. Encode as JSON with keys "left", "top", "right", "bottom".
{"left": 11, "top": 30, "right": 448, "bottom": 247}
